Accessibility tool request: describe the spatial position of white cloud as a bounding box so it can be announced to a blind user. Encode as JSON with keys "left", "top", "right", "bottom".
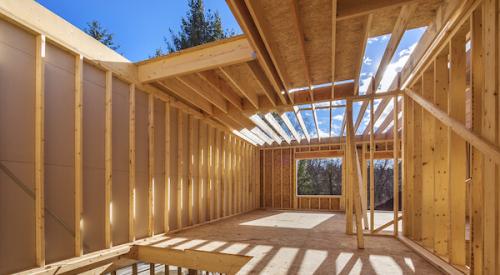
{"left": 367, "top": 37, "right": 379, "bottom": 44}
{"left": 363, "top": 56, "right": 373, "bottom": 65}
{"left": 381, "top": 34, "right": 390, "bottom": 41}
{"left": 378, "top": 42, "right": 418, "bottom": 91}
{"left": 333, "top": 114, "right": 343, "bottom": 121}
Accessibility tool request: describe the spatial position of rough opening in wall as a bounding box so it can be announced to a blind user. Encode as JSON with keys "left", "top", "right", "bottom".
{"left": 296, "top": 157, "right": 342, "bottom": 196}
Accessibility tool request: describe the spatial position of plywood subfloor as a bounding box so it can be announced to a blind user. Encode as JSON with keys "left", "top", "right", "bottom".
{"left": 145, "top": 210, "right": 442, "bottom": 274}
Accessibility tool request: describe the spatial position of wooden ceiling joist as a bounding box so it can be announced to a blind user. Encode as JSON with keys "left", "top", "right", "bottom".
{"left": 250, "top": 115, "right": 282, "bottom": 144}
{"left": 247, "top": 61, "right": 278, "bottom": 107}
{"left": 251, "top": 127, "right": 274, "bottom": 145}
{"left": 354, "top": 14, "right": 373, "bottom": 95}
{"left": 197, "top": 70, "right": 243, "bottom": 111}
{"left": 226, "top": 0, "right": 289, "bottom": 105}
{"left": 219, "top": 65, "right": 259, "bottom": 109}
{"left": 137, "top": 35, "right": 255, "bottom": 83}
{"left": 264, "top": 113, "right": 292, "bottom": 144}
{"left": 280, "top": 112, "right": 301, "bottom": 142}
{"left": 157, "top": 79, "right": 213, "bottom": 115}
{"left": 177, "top": 74, "right": 228, "bottom": 113}
{"left": 293, "top": 106, "right": 311, "bottom": 143}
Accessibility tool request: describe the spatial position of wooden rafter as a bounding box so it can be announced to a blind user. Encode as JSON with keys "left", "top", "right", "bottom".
{"left": 264, "top": 113, "right": 292, "bottom": 144}
{"left": 293, "top": 106, "right": 311, "bottom": 142}
{"left": 177, "top": 74, "right": 228, "bottom": 113}
{"left": 247, "top": 61, "right": 278, "bottom": 107}
{"left": 219, "top": 65, "right": 259, "bottom": 109}
{"left": 375, "top": 98, "right": 402, "bottom": 134}
{"left": 250, "top": 115, "right": 282, "bottom": 144}
{"left": 137, "top": 36, "right": 255, "bottom": 83}
{"left": 289, "top": 0, "right": 321, "bottom": 141}
{"left": 354, "top": 14, "right": 373, "bottom": 95}
{"left": 251, "top": 127, "right": 274, "bottom": 145}
{"left": 356, "top": 4, "right": 414, "bottom": 133}
{"left": 280, "top": 112, "right": 301, "bottom": 141}
{"left": 157, "top": 79, "right": 214, "bottom": 115}
{"left": 243, "top": 0, "right": 292, "bottom": 99}
{"left": 226, "top": 0, "right": 289, "bottom": 105}
{"left": 197, "top": 70, "right": 243, "bottom": 111}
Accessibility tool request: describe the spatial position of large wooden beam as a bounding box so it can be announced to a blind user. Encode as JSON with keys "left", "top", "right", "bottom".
{"left": 337, "top": 0, "right": 419, "bottom": 21}
{"left": 137, "top": 36, "right": 255, "bottom": 83}
{"left": 128, "top": 245, "right": 251, "bottom": 274}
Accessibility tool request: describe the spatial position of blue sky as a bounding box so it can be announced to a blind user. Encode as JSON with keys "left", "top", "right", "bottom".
{"left": 35, "top": 1, "right": 425, "bottom": 143}
{"left": 36, "top": 0, "right": 242, "bottom": 62}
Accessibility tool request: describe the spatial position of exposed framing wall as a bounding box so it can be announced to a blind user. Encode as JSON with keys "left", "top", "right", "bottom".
{"left": 0, "top": 14, "right": 259, "bottom": 274}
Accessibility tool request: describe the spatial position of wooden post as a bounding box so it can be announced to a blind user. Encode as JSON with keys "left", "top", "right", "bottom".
{"left": 148, "top": 93, "right": 155, "bottom": 236}
{"left": 208, "top": 126, "right": 215, "bottom": 220}
{"left": 188, "top": 116, "right": 195, "bottom": 226}
{"left": 421, "top": 69, "right": 434, "bottom": 245}
{"left": 433, "top": 51, "right": 450, "bottom": 256}
{"left": 393, "top": 95, "right": 400, "bottom": 236}
{"left": 74, "top": 54, "right": 83, "bottom": 256}
{"left": 483, "top": 1, "right": 498, "bottom": 273}
{"left": 369, "top": 99, "right": 375, "bottom": 232}
{"left": 470, "top": 7, "right": 484, "bottom": 274}
{"left": 361, "top": 143, "right": 368, "bottom": 230}
{"left": 177, "top": 109, "right": 184, "bottom": 230}
{"left": 215, "top": 129, "right": 221, "bottom": 219}
{"left": 412, "top": 81, "right": 423, "bottom": 241}
{"left": 129, "top": 84, "right": 136, "bottom": 241}
{"left": 448, "top": 25, "right": 467, "bottom": 266}
{"left": 164, "top": 102, "right": 171, "bottom": 232}
{"left": 346, "top": 100, "right": 365, "bottom": 248}
{"left": 104, "top": 70, "right": 112, "bottom": 248}
{"left": 35, "top": 34, "right": 45, "bottom": 267}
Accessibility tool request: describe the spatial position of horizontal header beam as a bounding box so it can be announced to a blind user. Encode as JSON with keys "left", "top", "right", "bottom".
{"left": 137, "top": 36, "right": 256, "bottom": 83}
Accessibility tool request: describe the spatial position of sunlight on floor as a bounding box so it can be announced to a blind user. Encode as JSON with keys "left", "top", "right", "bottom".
{"left": 239, "top": 212, "right": 335, "bottom": 229}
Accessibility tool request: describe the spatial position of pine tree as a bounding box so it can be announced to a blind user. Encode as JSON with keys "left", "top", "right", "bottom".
{"left": 84, "top": 20, "right": 120, "bottom": 51}
{"left": 154, "top": 0, "right": 233, "bottom": 56}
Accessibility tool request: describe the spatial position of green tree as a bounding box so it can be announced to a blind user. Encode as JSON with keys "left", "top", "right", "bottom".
{"left": 84, "top": 20, "right": 120, "bottom": 51}
{"left": 154, "top": 0, "right": 233, "bottom": 56}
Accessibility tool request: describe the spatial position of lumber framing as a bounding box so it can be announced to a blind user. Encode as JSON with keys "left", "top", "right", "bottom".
{"left": 74, "top": 54, "right": 83, "bottom": 256}
{"left": 137, "top": 36, "right": 255, "bottom": 83}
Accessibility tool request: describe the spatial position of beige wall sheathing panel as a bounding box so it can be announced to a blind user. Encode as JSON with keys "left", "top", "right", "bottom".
{"left": 111, "top": 78, "right": 130, "bottom": 246}
{"left": 154, "top": 99, "right": 165, "bottom": 235}
{"left": 180, "top": 111, "right": 190, "bottom": 228}
{"left": 44, "top": 42, "right": 75, "bottom": 263}
{"left": 0, "top": 18, "right": 36, "bottom": 274}
{"left": 134, "top": 89, "right": 149, "bottom": 239}
{"left": 82, "top": 62, "right": 105, "bottom": 253}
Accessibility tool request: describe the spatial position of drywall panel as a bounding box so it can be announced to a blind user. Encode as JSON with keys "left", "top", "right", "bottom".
{"left": 0, "top": 18, "right": 36, "bottom": 274}
{"left": 169, "top": 108, "right": 178, "bottom": 230}
{"left": 154, "top": 99, "right": 165, "bottom": 234}
{"left": 44, "top": 42, "right": 75, "bottom": 263}
{"left": 112, "top": 78, "right": 129, "bottom": 245}
{"left": 135, "top": 89, "right": 149, "bottom": 239}
{"left": 82, "top": 62, "right": 105, "bottom": 253}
